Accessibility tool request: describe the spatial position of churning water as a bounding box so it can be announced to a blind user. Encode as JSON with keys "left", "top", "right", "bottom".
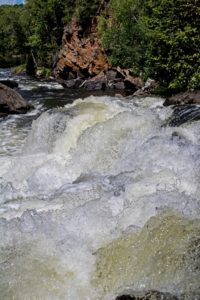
{"left": 0, "top": 71, "right": 200, "bottom": 299}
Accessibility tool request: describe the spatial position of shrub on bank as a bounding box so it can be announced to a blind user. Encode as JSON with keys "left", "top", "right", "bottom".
{"left": 99, "top": 0, "right": 200, "bottom": 92}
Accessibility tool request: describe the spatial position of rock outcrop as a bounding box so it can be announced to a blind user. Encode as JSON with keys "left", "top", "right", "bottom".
{"left": 0, "top": 83, "right": 33, "bottom": 117}
{"left": 164, "top": 90, "right": 200, "bottom": 106}
{"left": 53, "top": 19, "right": 143, "bottom": 92}
{"left": 53, "top": 19, "right": 108, "bottom": 80}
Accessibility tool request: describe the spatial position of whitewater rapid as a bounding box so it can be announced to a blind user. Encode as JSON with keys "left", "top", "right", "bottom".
{"left": 0, "top": 95, "right": 200, "bottom": 299}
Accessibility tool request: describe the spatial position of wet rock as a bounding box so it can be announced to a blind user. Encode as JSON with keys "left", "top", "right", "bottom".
{"left": 165, "top": 104, "right": 200, "bottom": 127}
{"left": 164, "top": 90, "right": 200, "bottom": 106}
{"left": 0, "top": 83, "right": 33, "bottom": 116}
{"left": 0, "top": 80, "right": 18, "bottom": 89}
{"left": 116, "top": 290, "right": 179, "bottom": 300}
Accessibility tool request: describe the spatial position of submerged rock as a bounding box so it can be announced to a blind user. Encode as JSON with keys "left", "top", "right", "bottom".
{"left": 0, "top": 83, "right": 33, "bottom": 116}
{"left": 116, "top": 290, "right": 179, "bottom": 300}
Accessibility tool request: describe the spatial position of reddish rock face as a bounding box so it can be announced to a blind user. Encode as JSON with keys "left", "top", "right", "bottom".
{"left": 53, "top": 19, "right": 109, "bottom": 79}
{"left": 53, "top": 19, "right": 144, "bottom": 92}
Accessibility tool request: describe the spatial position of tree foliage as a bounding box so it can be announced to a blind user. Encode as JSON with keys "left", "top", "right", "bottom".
{"left": 0, "top": 0, "right": 199, "bottom": 91}
{"left": 23, "top": 0, "right": 73, "bottom": 67}
{"left": 98, "top": 0, "right": 146, "bottom": 73}
{"left": 0, "top": 0, "right": 101, "bottom": 68}
{"left": 0, "top": 5, "right": 26, "bottom": 66}
{"left": 74, "top": 0, "right": 101, "bottom": 24}
{"left": 143, "top": 0, "right": 200, "bottom": 91}
{"left": 99, "top": 0, "right": 200, "bottom": 91}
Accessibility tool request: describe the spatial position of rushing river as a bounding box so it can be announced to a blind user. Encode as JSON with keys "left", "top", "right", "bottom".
{"left": 0, "top": 70, "right": 200, "bottom": 300}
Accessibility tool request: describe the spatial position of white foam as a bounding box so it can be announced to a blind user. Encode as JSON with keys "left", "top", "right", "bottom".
{"left": 1, "top": 95, "right": 200, "bottom": 299}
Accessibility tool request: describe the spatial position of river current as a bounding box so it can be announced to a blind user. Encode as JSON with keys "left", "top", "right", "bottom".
{"left": 0, "top": 70, "right": 200, "bottom": 299}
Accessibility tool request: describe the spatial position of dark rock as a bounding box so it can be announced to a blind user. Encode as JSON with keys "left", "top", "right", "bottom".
{"left": 81, "top": 74, "right": 107, "bottom": 90}
{"left": 164, "top": 90, "right": 200, "bottom": 106}
{"left": 112, "top": 80, "right": 125, "bottom": 90}
{"left": 115, "top": 66, "right": 143, "bottom": 91}
{"left": 116, "top": 290, "right": 179, "bottom": 300}
{"left": 107, "top": 69, "right": 118, "bottom": 80}
{"left": 165, "top": 104, "right": 200, "bottom": 127}
{"left": 0, "top": 83, "right": 33, "bottom": 116}
{"left": 116, "top": 296, "right": 136, "bottom": 300}
{"left": 68, "top": 72, "right": 77, "bottom": 80}
{"left": 0, "top": 80, "right": 18, "bottom": 89}
{"left": 124, "top": 76, "right": 143, "bottom": 91}
{"left": 58, "top": 78, "right": 84, "bottom": 89}
{"left": 116, "top": 66, "right": 130, "bottom": 78}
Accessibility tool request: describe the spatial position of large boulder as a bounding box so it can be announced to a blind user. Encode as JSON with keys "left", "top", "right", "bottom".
{"left": 0, "top": 83, "right": 33, "bottom": 116}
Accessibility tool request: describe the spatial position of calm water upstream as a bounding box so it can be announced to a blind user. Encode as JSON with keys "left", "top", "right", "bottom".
{"left": 0, "top": 69, "right": 200, "bottom": 299}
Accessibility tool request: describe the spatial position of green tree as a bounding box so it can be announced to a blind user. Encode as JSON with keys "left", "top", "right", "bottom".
{"left": 75, "top": 0, "right": 102, "bottom": 25}
{"left": 24, "top": 0, "right": 69, "bottom": 67}
{"left": 24, "top": 0, "right": 103, "bottom": 67}
{"left": 98, "top": 0, "right": 146, "bottom": 73}
{"left": 0, "top": 0, "right": 102, "bottom": 69}
{"left": 98, "top": 0, "right": 200, "bottom": 91}
{"left": 0, "top": 5, "right": 26, "bottom": 67}
{"left": 144, "top": 0, "right": 200, "bottom": 91}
